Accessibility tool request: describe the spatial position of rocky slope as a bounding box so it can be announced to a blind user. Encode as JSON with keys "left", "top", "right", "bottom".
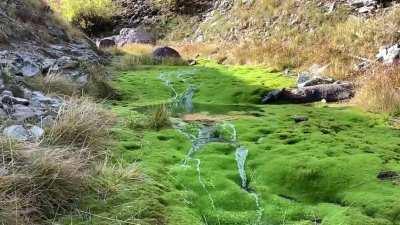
{"left": 0, "top": 0, "right": 102, "bottom": 140}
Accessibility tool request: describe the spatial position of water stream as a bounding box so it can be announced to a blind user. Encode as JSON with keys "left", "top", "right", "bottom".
{"left": 159, "top": 69, "right": 264, "bottom": 224}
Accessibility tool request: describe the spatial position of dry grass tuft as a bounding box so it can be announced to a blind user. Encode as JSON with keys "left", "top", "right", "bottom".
{"left": 147, "top": 104, "right": 171, "bottom": 130}
{"left": 354, "top": 65, "right": 400, "bottom": 114}
{"left": 43, "top": 97, "right": 115, "bottom": 153}
{"left": 0, "top": 138, "right": 87, "bottom": 225}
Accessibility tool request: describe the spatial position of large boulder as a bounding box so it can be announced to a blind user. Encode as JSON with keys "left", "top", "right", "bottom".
{"left": 152, "top": 47, "right": 181, "bottom": 59}
{"left": 116, "top": 28, "right": 155, "bottom": 47}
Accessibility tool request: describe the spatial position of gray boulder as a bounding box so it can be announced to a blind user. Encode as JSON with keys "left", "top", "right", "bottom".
{"left": 2, "top": 95, "right": 30, "bottom": 106}
{"left": 152, "top": 47, "right": 181, "bottom": 59}
{"left": 3, "top": 125, "right": 30, "bottom": 141}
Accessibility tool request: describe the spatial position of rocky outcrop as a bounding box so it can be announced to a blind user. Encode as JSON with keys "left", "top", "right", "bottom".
{"left": 0, "top": 0, "right": 103, "bottom": 141}
{"left": 96, "top": 28, "right": 155, "bottom": 48}
{"left": 117, "top": 28, "right": 155, "bottom": 46}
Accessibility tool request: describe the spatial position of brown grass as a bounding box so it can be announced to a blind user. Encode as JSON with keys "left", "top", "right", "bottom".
{"left": 105, "top": 43, "right": 154, "bottom": 56}
{"left": 43, "top": 97, "right": 115, "bottom": 153}
{"left": 0, "top": 139, "right": 87, "bottom": 225}
{"left": 354, "top": 65, "right": 400, "bottom": 114}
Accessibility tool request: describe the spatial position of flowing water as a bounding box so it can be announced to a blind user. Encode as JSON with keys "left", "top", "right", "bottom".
{"left": 160, "top": 69, "right": 264, "bottom": 224}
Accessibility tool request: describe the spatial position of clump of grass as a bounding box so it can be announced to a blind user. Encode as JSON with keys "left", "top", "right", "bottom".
{"left": 354, "top": 65, "right": 400, "bottom": 114}
{"left": 43, "top": 97, "right": 115, "bottom": 153}
{"left": 0, "top": 138, "right": 87, "bottom": 225}
{"left": 147, "top": 104, "right": 171, "bottom": 130}
{"left": 125, "top": 111, "right": 148, "bottom": 130}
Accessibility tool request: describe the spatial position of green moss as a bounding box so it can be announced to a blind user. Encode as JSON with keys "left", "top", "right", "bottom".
{"left": 60, "top": 61, "right": 400, "bottom": 225}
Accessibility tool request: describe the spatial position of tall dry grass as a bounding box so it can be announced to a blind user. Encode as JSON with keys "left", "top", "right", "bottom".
{"left": 0, "top": 139, "right": 87, "bottom": 225}
{"left": 43, "top": 97, "right": 115, "bottom": 153}
{"left": 354, "top": 65, "right": 400, "bottom": 114}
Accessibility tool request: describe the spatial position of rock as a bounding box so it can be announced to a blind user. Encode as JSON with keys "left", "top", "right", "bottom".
{"left": 0, "top": 108, "right": 8, "bottom": 120}
{"left": 297, "top": 64, "right": 335, "bottom": 88}
{"left": 96, "top": 37, "right": 116, "bottom": 48}
{"left": 262, "top": 82, "right": 355, "bottom": 104}
{"left": 39, "top": 115, "right": 55, "bottom": 128}
{"left": 376, "top": 43, "right": 400, "bottom": 64}
{"left": 116, "top": 28, "right": 155, "bottom": 47}
{"left": 152, "top": 47, "right": 181, "bottom": 59}
{"left": 2, "top": 95, "right": 30, "bottom": 106}
{"left": 261, "top": 89, "right": 283, "bottom": 103}
{"left": 31, "top": 91, "right": 56, "bottom": 105}
{"left": 11, "top": 104, "right": 36, "bottom": 121}
{"left": 21, "top": 61, "right": 41, "bottom": 77}
{"left": 293, "top": 115, "right": 309, "bottom": 123}
{"left": 188, "top": 59, "right": 197, "bottom": 66}
{"left": 1, "top": 90, "right": 13, "bottom": 97}
{"left": 298, "top": 76, "right": 336, "bottom": 88}
{"left": 29, "top": 126, "right": 44, "bottom": 140}
{"left": 377, "top": 171, "right": 399, "bottom": 180}
{"left": 3, "top": 125, "right": 30, "bottom": 141}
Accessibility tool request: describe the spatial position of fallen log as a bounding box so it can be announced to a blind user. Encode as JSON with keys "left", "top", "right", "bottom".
{"left": 262, "top": 82, "right": 355, "bottom": 104}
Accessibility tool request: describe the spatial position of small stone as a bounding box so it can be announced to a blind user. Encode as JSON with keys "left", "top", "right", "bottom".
{"left": 21, "top": 62, "right": 41, "bottom": 77}
{"left": 29, "top": 126, "right": 44, "bottom": 140}
{"left": 2, "top": 96, "right": 30, "bottom": 106}
{"left": 11, "top": 104, "right": 36, "bottom": 121}
{"left": 1, "top": 90, "right": 13, "bottom": 97}
{"left": 293, "top": 115, "right": 309, "bottom": 123}
{"left": 3, "top": 125, "right": 30, "bottom": 141}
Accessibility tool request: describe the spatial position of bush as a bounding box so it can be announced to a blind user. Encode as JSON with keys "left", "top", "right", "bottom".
{"left": 48, "top": 0, "right": 117, "bottom": 35}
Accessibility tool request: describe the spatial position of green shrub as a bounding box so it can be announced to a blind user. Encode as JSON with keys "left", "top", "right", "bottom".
{"left": 48, "top": 0, "right": 117, "bottom": 35}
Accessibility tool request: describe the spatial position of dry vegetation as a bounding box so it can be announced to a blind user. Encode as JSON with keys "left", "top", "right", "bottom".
{"left": 354, "top": 65, "right": 400, "bottom": 114}
{"left": 0, "top": 96, "right": 116, "bottom": 225}
{"left": 44, "top": 97, "right": 115, "bottom": 153}
{"left": 0, "top": 139, "right": 87, "bottom": 224}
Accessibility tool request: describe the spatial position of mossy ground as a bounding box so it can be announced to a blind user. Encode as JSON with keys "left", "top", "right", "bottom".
{"left": 60, "top": 62, "right": 400, "bottom": 225}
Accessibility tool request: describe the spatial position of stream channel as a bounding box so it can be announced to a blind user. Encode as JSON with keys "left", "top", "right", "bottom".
{"left": 146, "top": 69, "right": 265, "bottom": 224}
